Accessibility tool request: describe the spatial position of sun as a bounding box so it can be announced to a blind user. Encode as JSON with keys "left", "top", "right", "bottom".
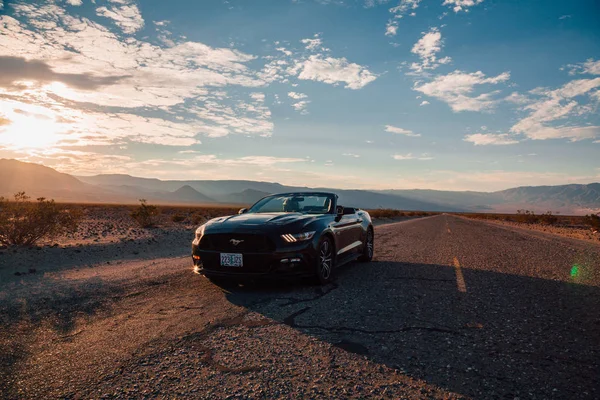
{"left": 0, "top": 106, "right": 67, "bottom": 151}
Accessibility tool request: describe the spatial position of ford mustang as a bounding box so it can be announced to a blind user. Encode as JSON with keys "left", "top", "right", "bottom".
{"left": 191, "top": 192, "right": 374, "bottom": 284}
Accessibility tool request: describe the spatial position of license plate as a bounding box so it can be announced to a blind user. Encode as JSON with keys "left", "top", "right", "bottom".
{"left": 220, "top": 253, "right": 243, "bottom": 267}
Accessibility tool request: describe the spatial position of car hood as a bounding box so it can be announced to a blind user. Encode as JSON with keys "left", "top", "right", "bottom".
{"left": 204, "top": 212, "right": 322, "bottom": 233}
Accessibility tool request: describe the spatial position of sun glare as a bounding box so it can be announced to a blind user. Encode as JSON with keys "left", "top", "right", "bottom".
{"left": 0, "top": 104, "right": 68, "bottom": 150}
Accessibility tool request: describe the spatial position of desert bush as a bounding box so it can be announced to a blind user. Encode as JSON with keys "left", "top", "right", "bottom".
{"left": 130, "top": 199, "right": 159, "bottom": 228}
{"left": 191, "top": 213, "right": 205, "bottom": 225}
{"left": 539, "top": 211, "right": 558, "bottom": 225}
{"left": 515, "top": 209, "right": 539, "bottom": 224}
{"left": 584, "top": 213, "right": 600, "bottom": 230}
{"left": 0, "top": 192, "right": 82, "bottom": 246}
{"left": 171, "top": 213, "right": 186, "bottom": 223}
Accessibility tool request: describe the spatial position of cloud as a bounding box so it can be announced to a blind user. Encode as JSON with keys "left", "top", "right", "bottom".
{"left": 291, "top": 100, "right": 310, "bottom": 114}
{"left": 419, "top": 100, "right": 430, "bottom": 106}
{"left": 96, "top": 3, "right": 144, "bottom": 34}
{"left": 385, "top": 22, "right": 398, "bottom": 37}
{"left": 342, "top": 153, "right": 360, "bottom": 158}
{"left": 260, "top": 36, "right": 377, "bottom": 90}
{"left": 442, "top": 0, "right": 484, "bottom": 13}
{"left": 392, "top": 153, "right": 432, "bottom": 160}
{"left": 301, "top": 35, "right": 324, "bottom": 51}
{"left": 414, "top": 70, "right": 510, "bottom": 112}
{"left": 410, "top": 28, "right": 451, "bottom": 72}
{"left": 385, "top": 0, "right": 422, "bottom": 37}
{"left": 385, "top": 125, "right": 421, "bottom": 137}
{"left": 0, "top": 56, "right": 129, "bottom": 90}
{"left": 0, "top": 94, "right": 207, "bottom": 149}
{"left": 463, "top": 133, "right": 519, "bottom": 145}
{"left": 558, "top": 15, "right": 571, "bottom": 20}
{"left": 0, "top": 7, "right": 264, "bottom": 109}
{"left": 288, "top": 92, "right": 308, "bottom": 99}
{"left": 568, "top": 59, "right": 600, "bottom": 76}
{"left": 0, "top": 1, "right": 277, "bottom": 146}
{"left": 249, "top": 92, "right": 266, "bottom": 102}
{"left": 296, "top": 55, "right": 377, "bottom": 89}
{"left": 65, "top": 0, "right": 83, "bottom": 5}
{"left": 510, "top": 77, "right": 600, "bottom": 141}
{"left": 504, "top": 91, "right": 531, "bottom": 105}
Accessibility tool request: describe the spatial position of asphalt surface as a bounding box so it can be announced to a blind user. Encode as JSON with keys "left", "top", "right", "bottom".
{"left": 1, "top": 215, "right": 599, "bottom": 399}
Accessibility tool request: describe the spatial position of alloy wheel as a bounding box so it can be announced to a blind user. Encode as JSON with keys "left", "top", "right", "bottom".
{"left": 319, "top": 240, "right": 333, "bottom": 280}
{"left": 366, "top": 229, "right": 374, "bottom": 258}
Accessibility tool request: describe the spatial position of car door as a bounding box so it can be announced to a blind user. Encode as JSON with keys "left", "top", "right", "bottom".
{"left": 333, "top": 208, "right": 363, "bottom": 257}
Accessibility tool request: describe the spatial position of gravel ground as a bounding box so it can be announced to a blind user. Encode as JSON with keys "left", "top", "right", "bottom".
{"left": 1, "top": 215, "right": 599, "bottom": 399}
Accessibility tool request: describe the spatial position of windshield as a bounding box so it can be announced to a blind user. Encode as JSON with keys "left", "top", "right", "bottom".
{"left": 248, "top": 194, "right": 334, "bottom": 214}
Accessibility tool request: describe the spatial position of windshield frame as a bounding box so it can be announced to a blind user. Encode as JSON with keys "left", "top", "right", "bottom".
{"left": 247, "top": 193, "right": 337, "bottom": 215}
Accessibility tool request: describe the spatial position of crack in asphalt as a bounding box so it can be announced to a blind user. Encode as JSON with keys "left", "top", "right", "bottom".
{"left": 228, "top": 282, "right": 340, "bottom": 310}
{"left": 275, "top": 283, "right": 339, "bottom": 307}
{"left": 284, "top": 307, "right": 460, "bottom": 335}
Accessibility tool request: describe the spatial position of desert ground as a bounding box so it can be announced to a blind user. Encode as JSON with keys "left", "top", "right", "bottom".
{"left": 1, "top": 208, "right": 599, "bottom": 399}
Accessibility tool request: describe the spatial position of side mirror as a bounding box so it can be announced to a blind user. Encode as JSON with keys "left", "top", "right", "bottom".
{"left": 335, "top": 205, "right": 344, "bottom": 221}
{"left": 238, "top": 208, "right": 248, "bottom": 214}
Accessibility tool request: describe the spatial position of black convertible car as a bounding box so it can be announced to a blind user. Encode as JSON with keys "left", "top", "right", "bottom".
{"left": 192, "top": 192, "right": 373, "bottom": 284}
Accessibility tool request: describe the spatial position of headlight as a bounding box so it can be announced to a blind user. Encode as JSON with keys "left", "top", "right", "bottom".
{"left": 195, "top": 225, "right": 205, "bottom": 241}
{"left": 281, "top": 231, "right": 316, "bottom": 243}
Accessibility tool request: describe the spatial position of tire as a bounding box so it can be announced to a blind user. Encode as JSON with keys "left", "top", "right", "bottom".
{"left": 314, "top": 236, "right": 335, "bottom": 285}
{"left": 358, "top": 227, "right": 374, "bottom": 262}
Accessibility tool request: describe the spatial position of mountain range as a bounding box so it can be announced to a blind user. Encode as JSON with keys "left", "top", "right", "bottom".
{"left": 1, "top": 159, "right": 599, "bottom": 215}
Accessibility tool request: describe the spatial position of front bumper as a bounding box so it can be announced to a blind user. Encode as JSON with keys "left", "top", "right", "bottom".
{"left": 192, "top": 241, "right": 316, "bottom": 280}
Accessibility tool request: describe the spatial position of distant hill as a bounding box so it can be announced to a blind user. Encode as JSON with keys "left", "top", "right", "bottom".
{"left": 0, "top": 159, "right": 108, "bottom": 202}
{"left": 1, "top": 159, "right": 599, "bottom": 214}
{"left": 493, "top": 183, "right": 600, "bottom": 214}
{"left": 161, "top": 185, "right": 215, "bottom": 204}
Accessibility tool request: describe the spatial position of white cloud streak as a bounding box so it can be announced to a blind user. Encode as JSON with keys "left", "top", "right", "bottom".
{"left": 410, "top": 27, "right": 451, "bottom": 72}
{"left": 414, "top": 70, "right": 510, "bottom": 112}
{"left": 463, "top": 133, "right": 519, "bottom": 145}
{"left": 385, "top": 0, "right": 422, "bottom": 37}
{"left": 96, "top": 3, "right": 144, "bottom": 34}
{"left": 442, "top": 0, "right": 484, "bottom": 13}
{"left": 288, "top": 92, "right": 307, "bottom": 99}
{"left": 392, "top": 153, "right": 433, "bottom": 160}
{"left": 296, "top": 55, "right": 377, "bottom": 89}
{"left": 510, "top": 77, "right": 600, "bottom": 141}
{"left": 385, "top": 125, "right": 421, "bottom": 137}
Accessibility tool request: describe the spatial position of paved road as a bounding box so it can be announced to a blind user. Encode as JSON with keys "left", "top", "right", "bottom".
{"left": 1, "top": 215, "right": 599, "bottom": 399}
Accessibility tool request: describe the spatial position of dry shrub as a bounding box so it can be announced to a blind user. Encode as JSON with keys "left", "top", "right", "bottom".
{"left": 515, "top": 209, "right": 539, "bottom": 224}
{"left": 171, "top": 213, "right": 186, "bottom": 223}
{"left": 538, "top": 211, "right": 558, "bottom": 225}
{"left": 0, "top": 192, "right": 82, "bottom": 246}
{"left": 585, "top": 213, "right": 600, "bottom": 230}
{"left": 130, "top": 199, "right": 159, "bottom": 228}
{"left": 191, "top": 213, "right": 205, "bottom": 225}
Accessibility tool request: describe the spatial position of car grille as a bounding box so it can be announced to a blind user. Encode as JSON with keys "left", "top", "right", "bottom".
{"left": 199, "top": 234, "right": 275, "bottom": 253}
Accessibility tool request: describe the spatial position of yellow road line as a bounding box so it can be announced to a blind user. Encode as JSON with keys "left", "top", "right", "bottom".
{"left": 453, "top": 257, "right": 467, "bottom": 293}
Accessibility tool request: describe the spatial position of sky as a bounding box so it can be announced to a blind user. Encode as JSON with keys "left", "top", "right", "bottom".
{"left": 0, "top": 0, "right": 599, "bottom": 192}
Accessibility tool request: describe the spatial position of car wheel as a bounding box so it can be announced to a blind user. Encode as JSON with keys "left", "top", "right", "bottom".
{"left": 358, "top": 227, "right": 374, "bottom": 262}
{"left": 315, "top": 236, "right": 334, "bottom": 285}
